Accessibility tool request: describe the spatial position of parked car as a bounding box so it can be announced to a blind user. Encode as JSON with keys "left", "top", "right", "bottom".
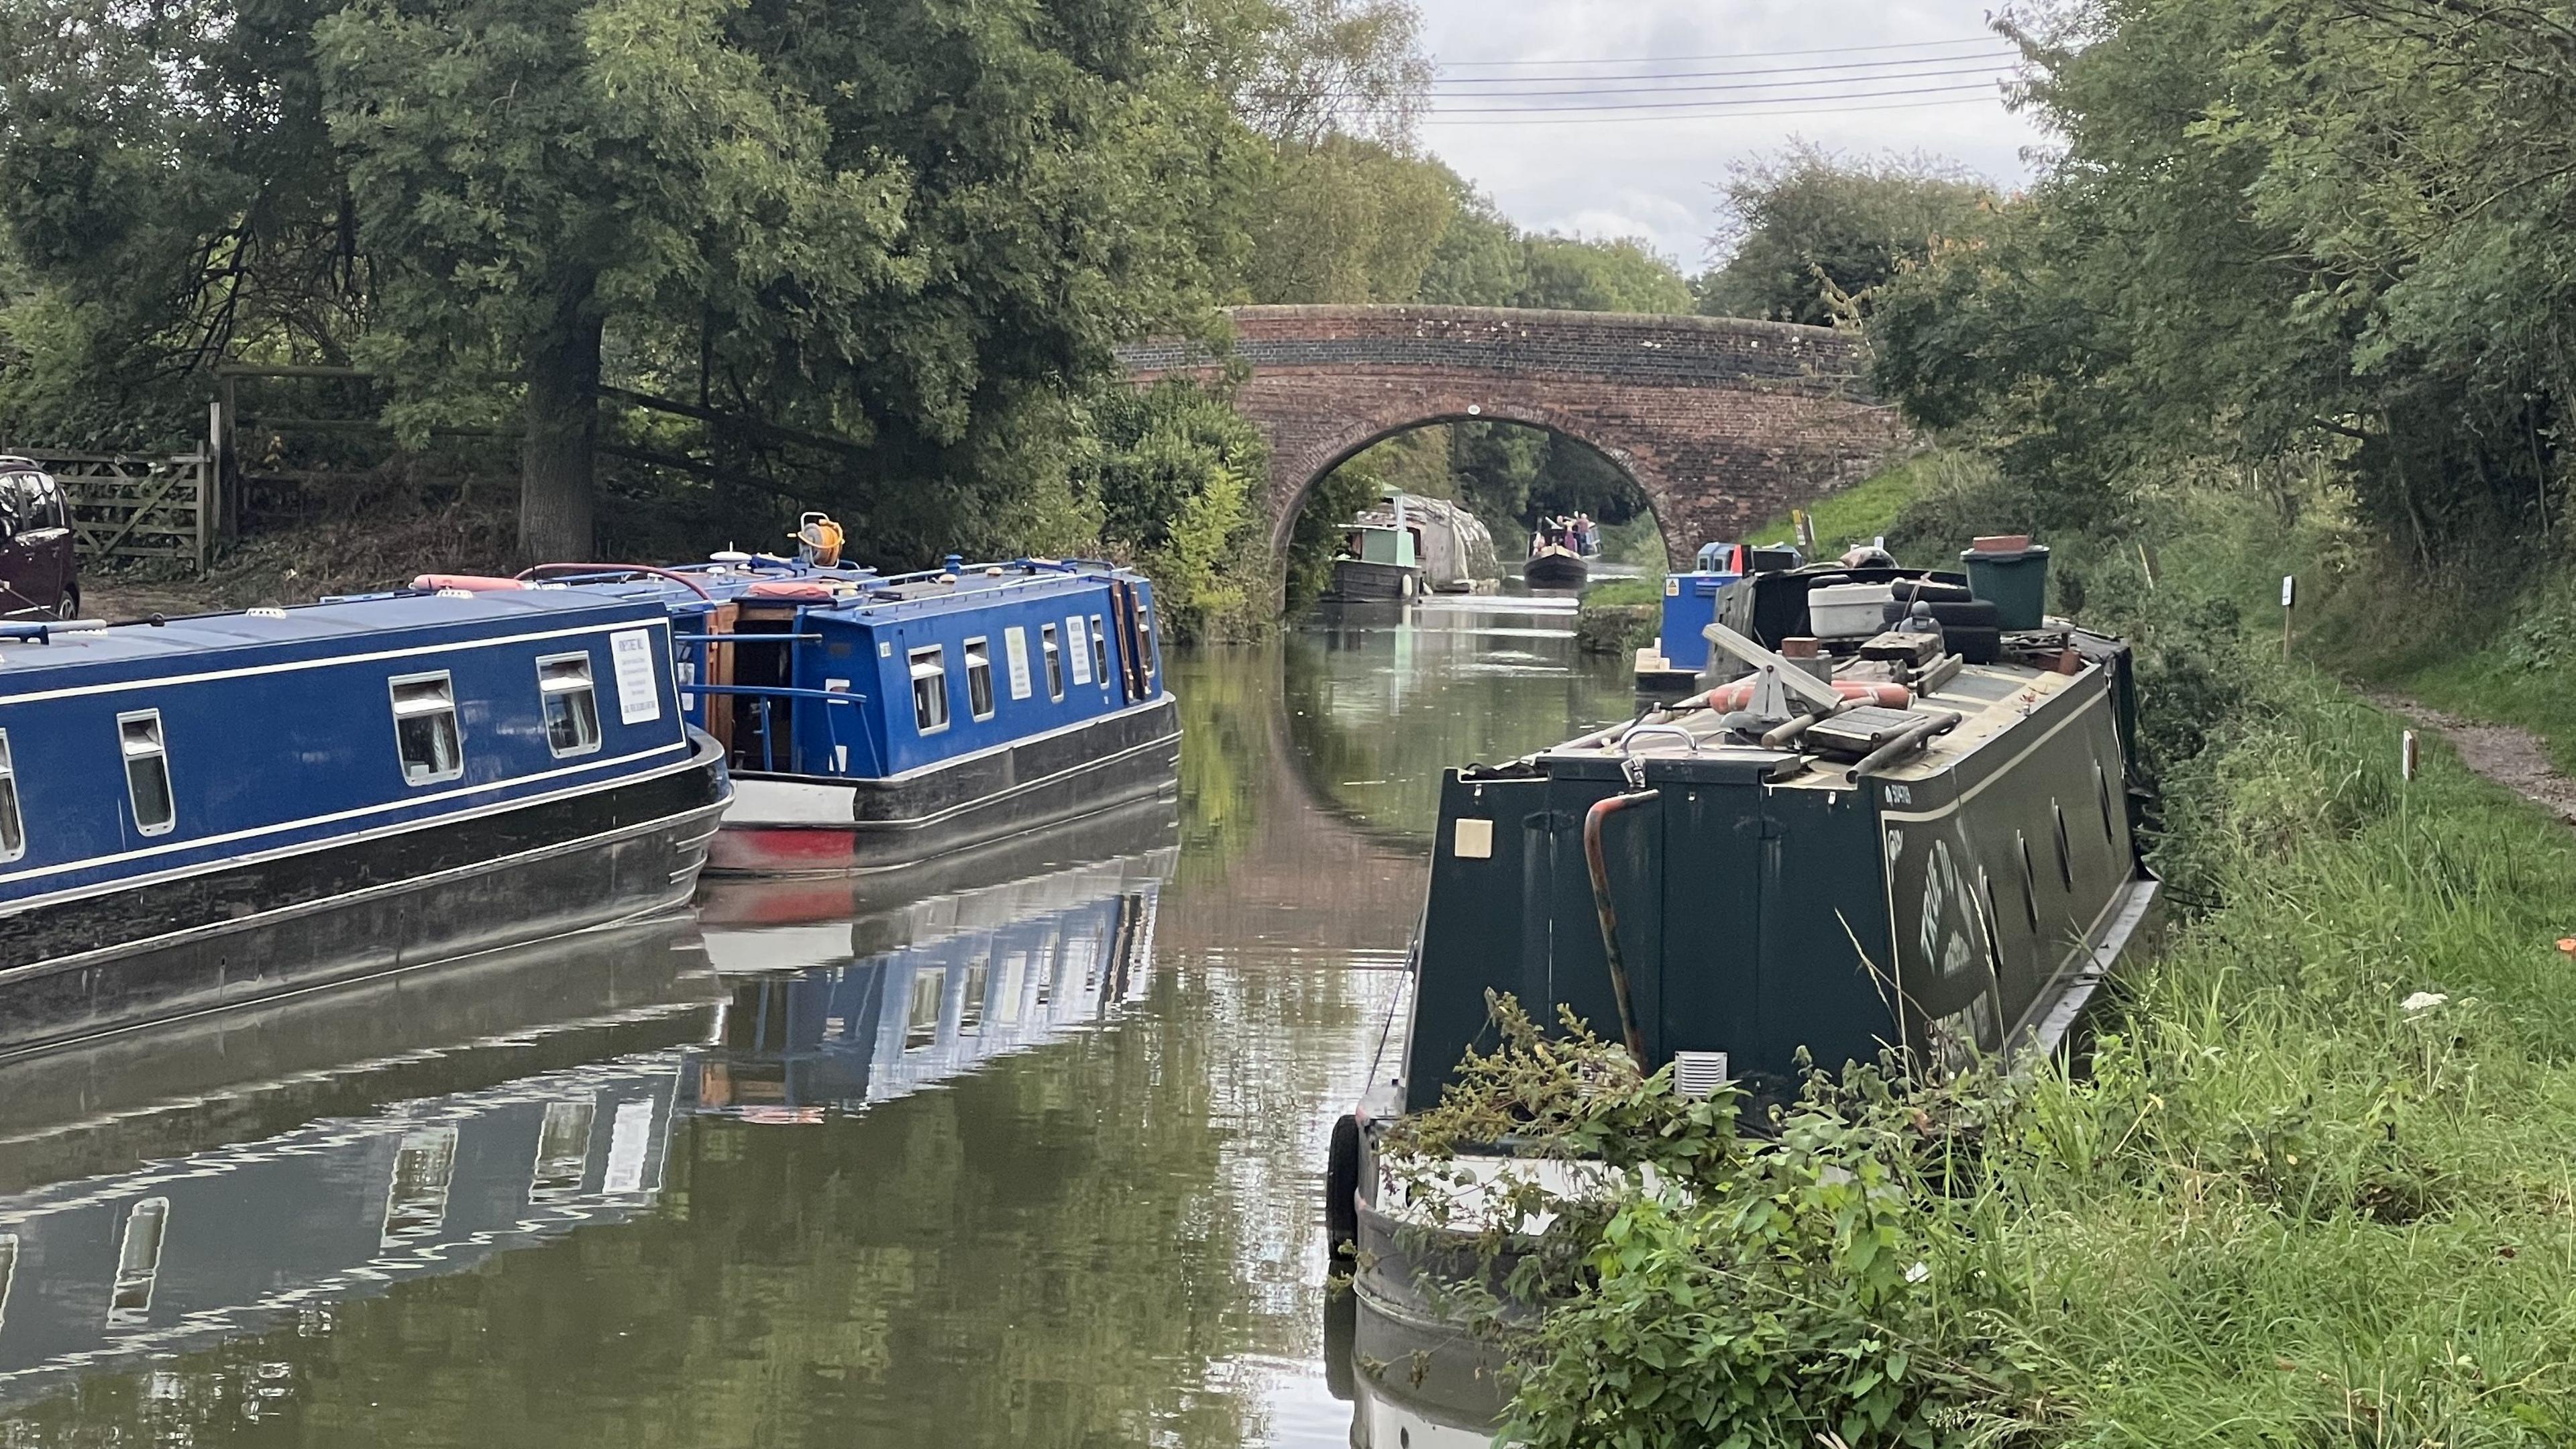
{"left": 0, "top": 457, "right": 78, "bottom": 619}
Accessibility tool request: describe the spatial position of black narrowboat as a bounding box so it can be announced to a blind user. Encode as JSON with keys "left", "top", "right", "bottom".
{"left": 0, "top": 590, "right": 731, "bottom": 1056}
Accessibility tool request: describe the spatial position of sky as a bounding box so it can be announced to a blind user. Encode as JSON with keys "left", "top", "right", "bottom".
{"left": 1409, "top": 0, "right": 2057, "bottom": 271}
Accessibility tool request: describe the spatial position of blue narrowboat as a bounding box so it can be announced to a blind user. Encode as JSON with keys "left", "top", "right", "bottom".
{"left": 430, "top": 552, "right": 1181, "bottom": 876}
{"left": 0, "top": 590, "right": 731, "bottom": 1055}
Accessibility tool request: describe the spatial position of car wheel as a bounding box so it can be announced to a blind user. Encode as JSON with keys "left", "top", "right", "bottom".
{"left": 55, "top": 587, "right": 78, "bottom": 621}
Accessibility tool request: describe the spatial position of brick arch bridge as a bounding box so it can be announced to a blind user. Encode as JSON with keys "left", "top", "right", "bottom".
{"left": 1120, "top": 305, "right": 1910, "bottom": 570}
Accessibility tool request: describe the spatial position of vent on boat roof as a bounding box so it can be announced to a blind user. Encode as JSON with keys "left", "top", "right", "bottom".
{"left": 1673, "top": 1051, "right": 1729, "bottom": 1099}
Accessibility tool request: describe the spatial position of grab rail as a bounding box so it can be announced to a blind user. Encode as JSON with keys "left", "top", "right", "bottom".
{"left": 677, "top": 683, "right": 882, "bottom": 777}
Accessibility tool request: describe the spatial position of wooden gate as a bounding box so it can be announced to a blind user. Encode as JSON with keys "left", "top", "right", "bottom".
{"left": 1, "top": 451, "right": 214, "bottom": 574}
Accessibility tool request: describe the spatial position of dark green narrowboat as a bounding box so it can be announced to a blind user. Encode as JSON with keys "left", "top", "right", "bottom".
{"left": 1325, "top": 552, "right": 2161, "bottom": 1392}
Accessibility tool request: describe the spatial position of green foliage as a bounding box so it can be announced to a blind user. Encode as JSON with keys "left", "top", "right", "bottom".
{"left": 1869, "top": 0, "right": 2576, "bottom": 555}
{"left": 1516, "top": 234, "right": 1693, "bottom": 315}
{"left": 1697, "top": 143, "right": 1994, "bottom": 327}
{"left": 1075, "top": 379, "right": 1268, "bottom": 641}
{"left": 1241, "top": 135, "right": 1456, "bottom": 304}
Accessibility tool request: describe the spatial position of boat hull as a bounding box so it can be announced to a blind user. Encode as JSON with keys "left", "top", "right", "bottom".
{"left": 1326, "top": 558, "right": 1418, "bottom": 602}
{"left": 1522, "top": 550, "right": 1589, "bottom": 588}
{"left": 0, "top": 736, "right": 731, "bottom": 1059}
{"left": 710, "top": 694, "right": 1181, "bottom": 876}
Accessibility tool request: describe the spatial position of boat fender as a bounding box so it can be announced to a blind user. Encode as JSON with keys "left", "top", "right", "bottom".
{"left": 411, "top": 573, "right": 527, "bottom": 592}
{"left": 746, "top": 579, "right": 841, "bottom": 602}
{"left": 1697, "top": 678, "right": 1910, "bottom": 712}
{"left": 1326, "top": 1114, "right": 1361, "bottom": 1258}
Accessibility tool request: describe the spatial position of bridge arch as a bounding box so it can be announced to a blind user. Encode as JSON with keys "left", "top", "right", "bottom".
{"left": 1122, "top": 305, "right": 1910, "bottom": 583}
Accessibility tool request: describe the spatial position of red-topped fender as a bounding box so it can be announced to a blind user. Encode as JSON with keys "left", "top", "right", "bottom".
{"left": 412, "top": 574, "right": 527, "bottom": 592}
{"left": 1698, "top": 678, "right": 1911, "bottom": 712}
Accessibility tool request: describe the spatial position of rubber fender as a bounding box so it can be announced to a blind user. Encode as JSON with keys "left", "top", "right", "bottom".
{"left": 1696, "top": 678, "right": 1912, "bottom": 712}
{"left": 411, "top": 573, "right": 527, "bottom": 592}
{"left": 1326, "top": 1113, "right": 1361, "bottom": 1258}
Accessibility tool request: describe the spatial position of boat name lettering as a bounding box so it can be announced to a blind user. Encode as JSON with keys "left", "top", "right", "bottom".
{"left": 1884, "top": 784, "right": 1912, "bottom": 806}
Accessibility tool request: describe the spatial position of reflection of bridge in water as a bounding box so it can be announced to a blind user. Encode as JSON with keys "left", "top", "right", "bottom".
{"left": 1157, "top": 604, "right": 1634, "bottom": 966}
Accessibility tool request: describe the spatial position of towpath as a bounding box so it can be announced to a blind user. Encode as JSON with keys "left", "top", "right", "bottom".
{"left": 2373, "top": 694, "right": 2576, "bottom": 828}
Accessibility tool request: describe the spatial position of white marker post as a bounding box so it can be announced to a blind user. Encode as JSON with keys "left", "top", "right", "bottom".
{"left": 2280, "top": 574, "right": 2297, "bottom": 661}
{"left": 2401, "top": 728, "right": 2419, "bottom": 782}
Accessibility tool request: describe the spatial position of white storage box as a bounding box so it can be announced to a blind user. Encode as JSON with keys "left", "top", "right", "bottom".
{"left": 1808, "top": 582, "right": 1895, "bottom": 638}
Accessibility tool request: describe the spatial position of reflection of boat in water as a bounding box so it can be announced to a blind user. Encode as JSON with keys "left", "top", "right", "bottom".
{"left": 692, "top": 831, "right": 1177, "bottom": 1118}
{"left": 0, "top": 918, "right": 721, "bottom": 1400}
{"left": 1325, "top": 1287, "right": 1503, "bottom": 1447}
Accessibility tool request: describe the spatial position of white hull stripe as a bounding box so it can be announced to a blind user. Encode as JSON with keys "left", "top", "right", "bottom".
{"left": 0, "top": 616, "right": 669, "bottom": 706}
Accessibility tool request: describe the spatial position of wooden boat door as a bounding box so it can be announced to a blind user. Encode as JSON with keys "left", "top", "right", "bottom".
{"left": 1110, "top": 581, "right": 1152, "bottom": 702}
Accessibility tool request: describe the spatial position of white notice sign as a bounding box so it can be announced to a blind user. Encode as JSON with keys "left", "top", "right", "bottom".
{"left": 1065, "top": 614, "right": 1093, "bottom": 686}
{"left": 610, "top": 628, "right": 662, "bottom": 724}
{"left": 1004, "top": 627, "right": 1033, "bottom": 700}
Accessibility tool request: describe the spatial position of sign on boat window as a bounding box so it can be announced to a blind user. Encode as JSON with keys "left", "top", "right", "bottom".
{"left": 388, "top": 673, "right": 464, "bottom": 785}
{"left": 0, "top": 730, "right": 22, "bottom": 862}
{"left": 1002, "top": 627, "right": 1033, "bottom": 700}
{"left": 537, "top": 653, "right": 602, "bottom": 757}
{"left": 1063, "top": 614, "right": 1091, "bottom": 686}
{"left": 909, "top": 645, "right": 949, "bottom": 734}
{"left": 964, "top": 637, "right": 997, "bottom": 721}
{"left": 117, "top": 710, "right": 174, "bottom": 835}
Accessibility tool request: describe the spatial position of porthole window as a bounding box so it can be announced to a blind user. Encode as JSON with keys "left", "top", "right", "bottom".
{"left": 537, "top": 653, "right": 602, "bottom": 757}
{"left": 909, "top": 645, "right": 950, "bottom": 735}
{"left": 964, "top": 637, "right": 997, "bottom": 721}
{"left": 118, "top": 711, "right": 175, "bottom": 835}
{"left": 0, "top": 730, "right": 22, "bottom": 862}
{"left": 1041, "top": 625, "right": 1066, "bottom": 700}
{"left": 389, "top": 674, "right": 464, "bottom": 785}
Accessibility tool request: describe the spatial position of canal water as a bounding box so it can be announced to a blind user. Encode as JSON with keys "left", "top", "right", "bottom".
{"left": 0, "top": 598, "right": 1633, "bottom": 1448}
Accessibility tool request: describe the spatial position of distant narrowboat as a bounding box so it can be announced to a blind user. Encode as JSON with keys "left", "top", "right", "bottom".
{"left": 0, "top": 590, "right": 731, "bottom": 1055}
{"left": 439, "top": 552, "right": 1180, "bottom": 876}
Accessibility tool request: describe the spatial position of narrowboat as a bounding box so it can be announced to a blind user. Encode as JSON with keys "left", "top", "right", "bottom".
{"left": 1327, "top": 520, "right": 1423, "bottom": 603}
{"left": 0, "top": 591, "right": 730, "bottom": 1056}
{"left": 417, "top": 552, "right": 1180, "bottom": 877}
{"left": 1521, "top": 521, "right": 1589, "bottom": 590}
{"left": 1326, "top": 543, "right": 2161, "bottom": 1418}
{"left": 1351, "top": 492, "right": 1499, "bottom": 596}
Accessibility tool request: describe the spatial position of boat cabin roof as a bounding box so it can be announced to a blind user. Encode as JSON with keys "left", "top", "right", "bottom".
{"left": 493, "top": 555, "right": 1147, "bottom": 624}
{"left": 1540, "top": 653, "right": 2097, "bottom": 792}
{"left": 0, "top": 589, "right": 666, "bottom": 690}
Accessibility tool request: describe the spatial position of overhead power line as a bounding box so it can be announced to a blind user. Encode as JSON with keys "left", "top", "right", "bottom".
{"left": 1434, "top": 34, "right": 2005, "bottom": 68}
{"left": 1430, "top": 50, "right": 2017, "bottom": 87}
{"left": 1419, "top": 95, "right": 2000, "bottom": 127}
{"left": 1413, "top": 60, "right": 2012, "bottom": 101}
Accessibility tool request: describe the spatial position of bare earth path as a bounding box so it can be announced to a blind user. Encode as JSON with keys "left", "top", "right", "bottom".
{"left": 2374, "top": 694, "right": 2576, "bottom": 827}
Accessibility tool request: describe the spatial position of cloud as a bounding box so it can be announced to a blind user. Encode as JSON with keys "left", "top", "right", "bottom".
{"left": 1411, "top": 0, "right": 2052, "bottom": 266}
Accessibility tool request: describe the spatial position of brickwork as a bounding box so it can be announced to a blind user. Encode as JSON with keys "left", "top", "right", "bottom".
{"left": 1122, "top": 305, "right": 1911, "bottom": 572}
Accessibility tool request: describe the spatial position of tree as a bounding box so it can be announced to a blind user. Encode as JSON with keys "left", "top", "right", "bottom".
{"left": 1240, "top": 136, "right": 1455, "bottom": 303}
{"left": 1699, "top": 142, "right": 1994, "bottom": 326}
{"left": 1517, "top": 235, "right": 1693, "bottom": 314}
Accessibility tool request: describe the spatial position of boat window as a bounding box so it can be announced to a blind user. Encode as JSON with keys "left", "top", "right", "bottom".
{"left": 905, "top": 968, "right": 943, "bottom": 1050}
{"left": 537, "top": 653, "right": 602, "bottom": 757}
{"left": 109, "top": 1197, "right": 169, "bottom": 1326}
{"left": 2053, "top": 800, "right": 2076, "bottom": 890}
{"left": 388, "top": 673, "right": 464, "bottom": 785}
{"left": 0, "top": 730, "right": 22, "bottom": 863}
{"left": 909, "top": 645, "right": 949, "bottom": 735}
{"left": 1088, "top": 615, "right": 1110, "bottom": 691}
{"left": 0, "top": 1231, "right": 15, "bottom": 1335}
{"left": 964, "top": 637, "right": 997, "bottom": 721}
{"left": 2016, "top": 830, "right": 2041, "bottom": 930}
{"left": 118, "top": 711, "right": 175, "bottom": 836}
{"left": 1041, "top": 625, "right": 1066, "bottom": 700}
{"left": 2094, "top": 760, "right": 2118, "bottom": 843}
